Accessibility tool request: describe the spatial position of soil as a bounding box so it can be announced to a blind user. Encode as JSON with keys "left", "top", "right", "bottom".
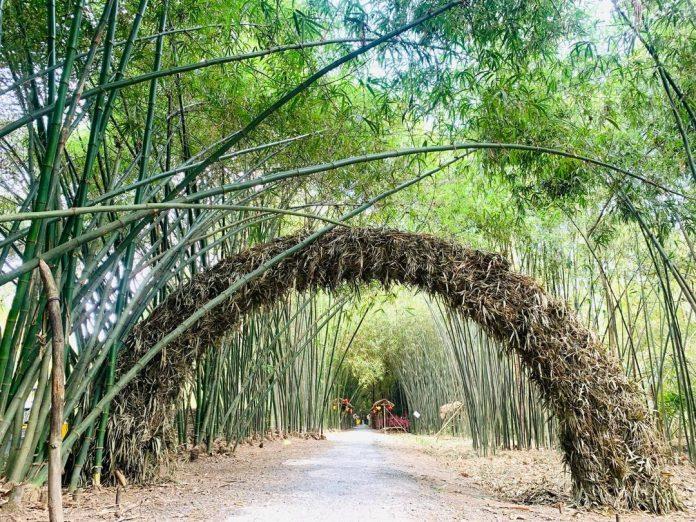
{"left": 3, "top": 426, "right": 695, "bottom": 521}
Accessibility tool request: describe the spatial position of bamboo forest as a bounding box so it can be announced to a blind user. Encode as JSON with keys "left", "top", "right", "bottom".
{"left": 0, "top": 0, "right": 694, "bottom": 520}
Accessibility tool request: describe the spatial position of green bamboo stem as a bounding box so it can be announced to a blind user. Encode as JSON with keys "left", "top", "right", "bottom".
{"left": 93, "top": 1, "right": 169, "bottom": 483}
{"left": 0, "top": 0, "right": 85, "bottom": 425}
{"left": 0, "top": 203, "right": 350, "bottom": 226}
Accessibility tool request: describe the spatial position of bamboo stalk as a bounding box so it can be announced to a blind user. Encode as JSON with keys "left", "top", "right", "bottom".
{"left": 38, "top": 260, "right": 65, "bottom": 522}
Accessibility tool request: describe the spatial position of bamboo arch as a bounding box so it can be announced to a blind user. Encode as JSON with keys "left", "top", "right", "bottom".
{"left": 111, "top": 227, "right": 678, "bottom": 512}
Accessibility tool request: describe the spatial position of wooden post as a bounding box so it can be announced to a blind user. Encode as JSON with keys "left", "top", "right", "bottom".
{"left": 38, "top": 260, "right": 64, "bottom": 522}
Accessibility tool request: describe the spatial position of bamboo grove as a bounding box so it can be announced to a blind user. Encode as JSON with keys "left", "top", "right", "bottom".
{"left": 0, "top": 0, "right": 693, "bottom": 512}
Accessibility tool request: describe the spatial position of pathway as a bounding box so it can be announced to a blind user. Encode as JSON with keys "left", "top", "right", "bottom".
{"left": 229, "top": 425, "right": 462, "bottom": 520}
{"left": 18, "top": 426, "right": 693, "bottom": 521}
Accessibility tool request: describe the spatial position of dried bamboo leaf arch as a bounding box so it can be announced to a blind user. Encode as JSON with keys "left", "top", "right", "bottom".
{"left": 112, "top": 227, "right": 678, "bottom": 512}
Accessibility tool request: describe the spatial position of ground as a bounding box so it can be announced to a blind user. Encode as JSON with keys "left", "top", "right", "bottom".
{"left": 4, "top": 426, "right": 695, "bottom": 521}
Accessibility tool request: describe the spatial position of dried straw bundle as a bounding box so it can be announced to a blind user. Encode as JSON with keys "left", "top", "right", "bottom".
{"left": 111, "top": 227, "right": 678, "bottom": 512}
{"left": 439, "top": 401, "right": 464, "bottom": 420}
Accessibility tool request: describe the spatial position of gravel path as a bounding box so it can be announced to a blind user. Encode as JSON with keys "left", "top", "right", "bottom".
{"left": 229, "top": 425, "right": 462, "bottom": 521}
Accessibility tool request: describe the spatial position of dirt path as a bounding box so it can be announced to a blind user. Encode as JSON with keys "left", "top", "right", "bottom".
{"left": 7, "top": 426, "right": 695, "bottom": 520}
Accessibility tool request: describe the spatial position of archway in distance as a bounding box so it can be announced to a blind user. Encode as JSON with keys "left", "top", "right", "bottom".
{"left": 111, "top": 227, "right": 679, "bottom": 513}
